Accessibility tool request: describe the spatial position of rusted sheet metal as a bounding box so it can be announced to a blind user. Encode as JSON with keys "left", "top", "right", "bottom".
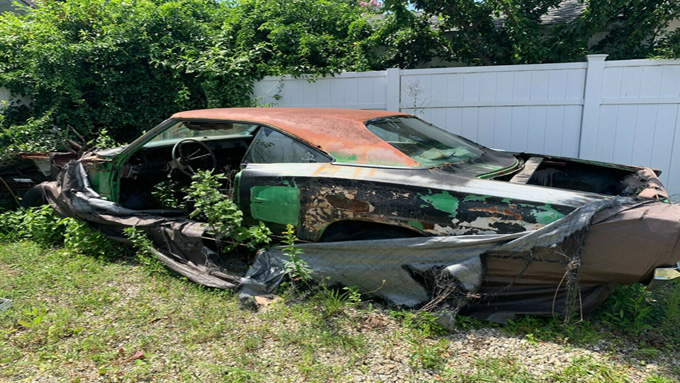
{"left": 238, "top": 163, "right": 585, "bottom": 241}
{"left": 172, "top": 108, "right": 419, "bottom": 167}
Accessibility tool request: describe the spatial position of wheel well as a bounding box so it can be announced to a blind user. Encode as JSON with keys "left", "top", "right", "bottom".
{"left": 21, "top": 185, "right": 48, "bottom": 208}
{"left": 319, "top": 220, "right": 423, "bottom": 242}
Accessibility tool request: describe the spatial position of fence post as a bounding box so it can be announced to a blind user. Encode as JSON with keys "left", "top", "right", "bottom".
{"left": 578, "top": 54, "right": 608, "bottom": 159}
{"left": 386, "top": 68, "right": 401, "bottom": 112}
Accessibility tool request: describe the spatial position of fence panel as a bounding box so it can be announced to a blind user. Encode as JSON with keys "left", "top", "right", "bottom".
{"left": 587, "top": 60, "right": 680, "bottom": 196}
{"left": 254, "top": 72, "right": 388, "bottom": 110}
{"left": 398, "top": 64, "right": 586, "bottom": 157}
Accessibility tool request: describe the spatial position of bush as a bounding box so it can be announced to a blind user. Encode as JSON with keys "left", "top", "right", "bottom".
{"left": 185, "top": 170, "right": 271, "bottom": 251}
{"left": 0, "top": 205, "right": 64, "bottom": 246}
{"left": 0, "top": 205, "right": 128, "bottom": 259}
{"left": 0, "top": 0, "right": 379, "bottom": 157}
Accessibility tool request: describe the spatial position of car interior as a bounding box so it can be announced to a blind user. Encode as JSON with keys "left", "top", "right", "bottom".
{"left": 119, "top": 121, "right": 257, "bottom": 210}
{"left": 117, "top": 120, "right": 331, "bottom": 210}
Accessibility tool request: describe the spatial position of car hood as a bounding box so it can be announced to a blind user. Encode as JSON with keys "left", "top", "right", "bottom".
{"left": 93, "top": 146, "right": 128, "bottom": 158}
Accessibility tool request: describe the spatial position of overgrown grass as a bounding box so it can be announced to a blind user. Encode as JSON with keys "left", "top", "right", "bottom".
{"left": 2, "top": 205, "right": 680, "bottom": 381}
{"left": 2, "top": 238, "right": 680, "bottom": 382}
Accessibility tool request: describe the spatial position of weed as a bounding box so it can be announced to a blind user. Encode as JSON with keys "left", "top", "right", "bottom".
{"left": 313, "top": 284, "right": 362, "bottom": 319}
{"left": 222, "top": 366, "right": 263, "bottom": 383}
{"left": 633, "top": 347, "right": 660, "bottom": 360}
{"left": 391, "top": 310, "right": 447, "bottom": 337}
{"left": 644, "top": 376, "right": 676, "bottom": 383}
{"left": 548, "top": 356, "right": 629, "bottom": 383}
{"left": 454, "top": 314, "right": 489, "bottom": 331}
{"left": 409, "top": 337, "right": 449, "bottom": 372}
{"left": 4, "top": 240, "right": 680, "bottom": 382}
{"left": 88, "top": 128, "right": 120, "bottom": 150}
{"left": 0, "top": 205, "right": 64, "bottom": 246}
{"left": 657, "top": 280, "right": 680, "bottom": 336}
{"left": 123, "top": 226, "right": 168, "bottom": 275}
{"left": 185, "top": 170, "right": 271, "bottom": 251}
{"left": 17, "top": 307, "right": 46, "bottom": 329}
{"left": 504, "top": 315, "right": 602, "bottom": 346}
{"left": 62, "top": 217, "right": 128, "bottom": 259}
{"left": 151, "top": 180, "right": 186, "bottom": 209}
{"left": 281, "top": 223, "right": 311, "bottom": 289}
{"left": 598, "top": 283, "right": 654, "bottom": 334}
{"left": 457, "top": 355, "right": 534, "bottom": 382}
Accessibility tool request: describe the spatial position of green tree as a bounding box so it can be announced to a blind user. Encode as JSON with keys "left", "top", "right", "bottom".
{"left": 0, "top": 0, "right": 228, "bottom": 146}
{"left": 220, "top": 0, "right": 375, "bottom": 76}
{"left": 0, "top": 0, "right": 377, "bottom": 155}
{"left": 383, "top": 0, "right": 680, "bottom": 66}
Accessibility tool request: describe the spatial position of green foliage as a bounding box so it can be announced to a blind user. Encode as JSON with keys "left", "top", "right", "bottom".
{"left": 281, "top": 223, "right": 311, "bottom": 288}
{"left": 391, "top": 309, "right": 447, "bottom": 337}
{"left": 598, "top": 283, "right": 654, "bottom": 334}
{"left": 504, "top": 315, "right": 602, "bottom": 346}
{"left": 17, "top": 307, "right": 47, "bottom": 330}
{"left": 62, "top": 217, "right": 128, "bottom": 259}
{"left": 124, "top": 226, "right": 169, "bottom": 275}
{"left": 221, "top": 0, "right": 375, "bottom": 77}
{"left": 311, "top": 284, "right": 363, "bottom": 319}
{"left": 0, "top": 205, "right": 64, "bottom": 246}
{"left": 657, "top": 29, "right": 680, "bottom": 59}
{"left": 390, "top": 309, "right": 450, "bottom": 372}
{"left": 88, "top": 128, "right": 120, "bottom": 150}
{"left": 185, "top": 170, "right": 271, "bottom": 251}
{"left": 384, "top": 0, "right": 680, "bottom": 65}
{"left": 582, "top": 0, "right": 680, "bottom": 60}
{"left": 501, "top": 281, "right": 680, "bottom": 350}
{"left": 0, "top": 114, "right": 65, "bottom": 160}
{"left": 151, "top": 180, "right": 186, "bottom": 209}
{"left": 0, "top": 205, "right": 126, "bottom": 259}
{"left": 0, "top": 0, "right": 380, "bottom": 157}
{"left": 547, "top": 356, "right": 629, "bottom": 383}
{"left": 365, "top": 3, "right": 448, "bottom": 69}
{"left": 0, "top": 0, "right": 230, "bottom": 146}
{"left": 410, "top": 337, "right": 449, "bottom": 372}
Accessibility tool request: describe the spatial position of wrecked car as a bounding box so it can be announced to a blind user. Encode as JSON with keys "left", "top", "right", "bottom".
{"left": 17, "top": 108, "right": 680, "bottom": 322}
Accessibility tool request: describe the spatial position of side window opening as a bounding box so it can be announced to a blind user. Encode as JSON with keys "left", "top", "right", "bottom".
{"left": 243, "top": 127, "right": 331, "bottom": 165}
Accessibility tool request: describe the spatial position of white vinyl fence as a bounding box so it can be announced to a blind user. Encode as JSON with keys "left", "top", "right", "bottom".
{"left": 0, "top": 87, "right": 10, "bottom": 105}
{"left": 254, "top": 55, "right": 680, "bottom": 196}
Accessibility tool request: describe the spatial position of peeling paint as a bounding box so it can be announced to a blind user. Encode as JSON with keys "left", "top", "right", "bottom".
{"left": 326, "top": 194, "right": 371, "bottom": 212}
{"left": 530, "top": 203, "right": 566, "bottom": 225}
{"left": 470, "top": 206, "right": 523, "bottom": 220}
{"left": 464, "top": 195, "right": 490, "bottom": 202}
{"left": 408, "top": 220, "right": 424, "bottom": 230}
{"left": 420, "top": 191, "right": 459, "bottom": 218}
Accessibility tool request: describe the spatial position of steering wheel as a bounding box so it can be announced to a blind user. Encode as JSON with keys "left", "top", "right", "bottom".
{"left": 171, "top": 138, "right": 217, "bottom": 176}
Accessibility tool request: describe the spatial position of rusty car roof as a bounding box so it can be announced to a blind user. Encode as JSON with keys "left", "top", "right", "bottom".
{"left": 172, "top": 108, "right": 420, "bottom": 167}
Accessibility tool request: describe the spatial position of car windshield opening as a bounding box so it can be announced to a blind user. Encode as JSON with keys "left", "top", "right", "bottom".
{"left": 143, "top": 121, "right": 259, "bottom": 148}
{"left": 365, "top": 117, "right": 483, "bottom": 167}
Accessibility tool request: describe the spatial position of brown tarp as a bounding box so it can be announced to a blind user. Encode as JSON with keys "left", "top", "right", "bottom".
{"left": 468, "top": 200, "right": 680, "bottom": 322}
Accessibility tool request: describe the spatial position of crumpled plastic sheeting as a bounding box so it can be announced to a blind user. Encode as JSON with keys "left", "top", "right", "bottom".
{"left": 41, "top": 161, "right": 240, "bottom": 289}
{"left": 241, "top": 197, "right": 680, "bottom": 323}
{"left": 240, "top": 233, "right": 524, "bottom": 306}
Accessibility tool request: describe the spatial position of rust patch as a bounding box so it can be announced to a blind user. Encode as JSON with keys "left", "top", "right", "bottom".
{"left": 421, "top": 221, "right": 435, "bottom": 230}
{"left": 326, "top": 194, "right": 370, "bottom": 212}
{"left": 470, "top": 206, "right": 523, "bottom": 220}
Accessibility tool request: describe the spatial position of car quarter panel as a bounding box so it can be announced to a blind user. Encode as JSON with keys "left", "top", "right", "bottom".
{"left": 238, "top": 163, "right": 605, "bottom": 241}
